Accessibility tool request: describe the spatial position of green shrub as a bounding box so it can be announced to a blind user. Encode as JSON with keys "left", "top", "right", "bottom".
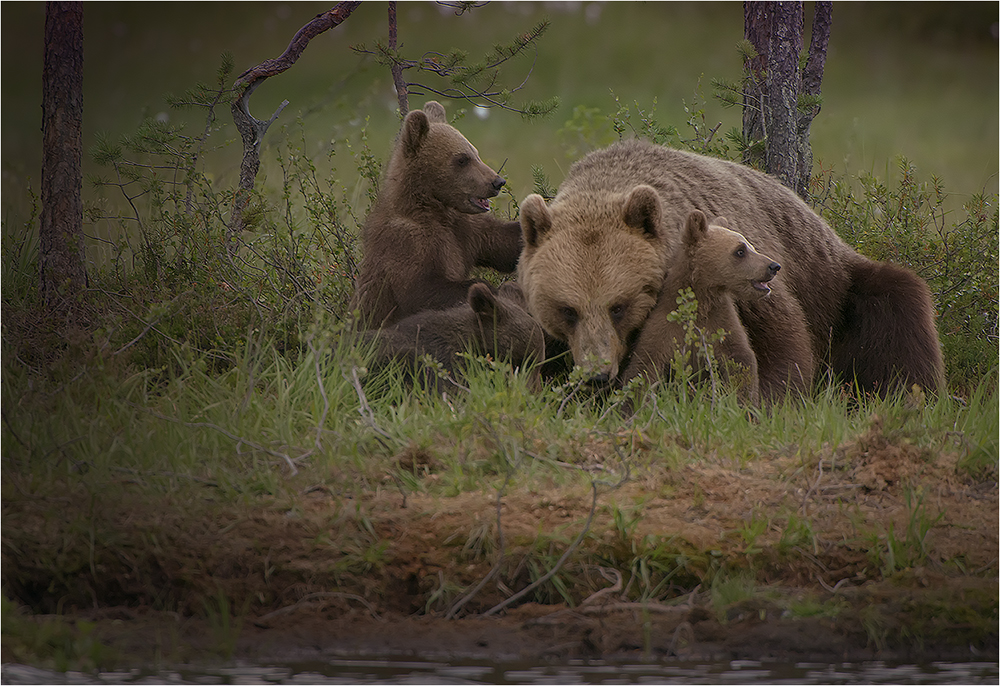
{"left": 812, "top": 159, "right": 998, "bottom": 393}
{"left": 79, "top": 57, "right": 370, "bottom": 373}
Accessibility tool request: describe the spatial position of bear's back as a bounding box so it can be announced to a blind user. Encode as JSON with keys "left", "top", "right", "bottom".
{"left": 558, "top": 140, "right": 855, "bottom": 344}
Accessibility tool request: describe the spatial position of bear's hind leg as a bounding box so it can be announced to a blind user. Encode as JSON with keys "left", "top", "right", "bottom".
{"left": 830, "top": 260, "right": 944, "bottom": 395}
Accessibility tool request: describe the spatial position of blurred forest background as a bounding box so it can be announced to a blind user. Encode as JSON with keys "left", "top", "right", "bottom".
{"left": 2, "top": 1, "right": 997, "bottom": 226}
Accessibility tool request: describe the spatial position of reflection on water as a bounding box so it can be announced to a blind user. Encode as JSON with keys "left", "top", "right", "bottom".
{"left": 3, "top": 657, "right": 998, "bottom": 684}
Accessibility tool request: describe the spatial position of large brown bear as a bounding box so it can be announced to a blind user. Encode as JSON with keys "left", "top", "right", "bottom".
{"left": 622, "top": 210, "right": 790, "bottom": 405}
{"left": 518, "top": 139, "right": 944, "bottom": 399}
{"left": 352, "top": 101, "right": 523, "bottom": 328}
{"left": 362, "top": 282, "right": 545, "bottom": 392}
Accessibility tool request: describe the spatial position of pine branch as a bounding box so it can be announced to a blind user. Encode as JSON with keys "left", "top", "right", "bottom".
{"left": 353, "top": 18, "right": 555, "bottom": 117}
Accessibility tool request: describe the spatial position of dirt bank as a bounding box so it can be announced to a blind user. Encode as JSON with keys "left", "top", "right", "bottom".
{"left": 3, "top": 416, "right": 997, "bottom": 669}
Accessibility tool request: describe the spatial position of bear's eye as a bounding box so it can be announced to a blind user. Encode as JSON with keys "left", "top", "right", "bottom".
{"left": 734, "top": 245, "right": 747, "bottom": 259}
{"left": 559, "top": 306, "right": 579, "bottom": 328}
{"left": 454, "top": 153, "right": 472, "bottom": 168}
{"left": 609, "top": 303, "right": 627, "bottom": 323}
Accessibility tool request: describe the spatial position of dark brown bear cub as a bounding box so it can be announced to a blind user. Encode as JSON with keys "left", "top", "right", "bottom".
{"left": 363, "top": 282, "right": 545, "bottom": 393}
{"left": 623, "top": 210, "right": 783, "bottom": 406}
{"left": 352, "top": 101, "right": 522, "bottom": 328}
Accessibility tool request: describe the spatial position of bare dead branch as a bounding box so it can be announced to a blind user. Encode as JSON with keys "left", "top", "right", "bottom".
{"left": 577, "top": 567, "right": 623, "bottom": 608}
{"left": 229, "top": 2, "right": 362, "bottom": 248}
{"left": 347, "top": 365, "right": 395, "bottom": 448}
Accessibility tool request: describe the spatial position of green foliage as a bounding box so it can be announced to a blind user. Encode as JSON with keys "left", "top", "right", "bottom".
{"left": 557, "top": 104, "right": 619, "bottom": 158}
{"left": 664, "top": 287, "right": 730, "bottom": 406}
{"left": 0, "top": 187, "right": 40, "bottom": 303}
{"left": 77, "top": 56, "right": 367, "bottom": 375}
{"left": 530, "top": 165, "right": 557, "bottom": 200}
{"left": 202, "top": 591, "right": 249, "bottom": 660}
{"left": 610, "top": 94, "right": 680, "bottom": 148}
{"left": 1, "top": 597, "right": 114, "bottom": 673}
{"left": 953, "top": 369, "right": 1000, "bottom": 480}
{"left": 555, "top": 86, "right": 737, "bottom": 166}
{"left": 812, "top": 159, "right": 999, "bottom": 392}
{"left": 868, "top": 488, "right": 945, "bottom": 577}
{"left": 710, "top": 572, "right": 757, "bottom": 621}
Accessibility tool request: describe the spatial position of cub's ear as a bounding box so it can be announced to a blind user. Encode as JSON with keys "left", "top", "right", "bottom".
{"left": 684, "top": 209, "right": 709, "bottom": 248}
{"left": 422, "top": 100, "right": 447, "bottom": 124}
{"left": 711, "top": 215, "right": 729, "bottom": 228}
{"left": 468, "top": 283, "right": 499, "bottom": 319}
{"left": 623, "top": 185, "right": 662, "bottom": 239}
{"left": 519, "top": 194, "right": 553, "bottom": 249}
{"left": 401, "top": 109, "right": 430, "bottom": 158}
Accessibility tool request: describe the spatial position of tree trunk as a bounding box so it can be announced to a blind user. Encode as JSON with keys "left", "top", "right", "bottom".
{"left": 742, "top": 2, "right": 768, "bottom": 170}
{"left": 743, "top": 1, "right": 832, "bottom": 200}
{"left": 388, "top": 2, "right": 408, "bottom": 114}
{"left": 796, "top": 1, "right": 833, "bottom": 199}
{"left": 39, "top": 1, "right": 86, "bottom": 306}
{"left": 761, "top": 2, "right": 803, "bottom": 193}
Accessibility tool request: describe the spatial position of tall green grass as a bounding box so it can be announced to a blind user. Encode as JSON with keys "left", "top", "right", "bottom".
{"left": 3, "top": 309, "right": 996, "bottom": 507}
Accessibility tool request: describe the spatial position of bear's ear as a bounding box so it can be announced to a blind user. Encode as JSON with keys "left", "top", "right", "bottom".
{"left": 712, "top": 216, "right": 729, "bottom": 228}
{"left": 520, "top": 194, "right": 553, "bottom": 249}
{"left": 623, "top": 185, "right": 662, "bottom": 239}
{"left": 469, "top": 283, "right": 499, "bottom": 320}
{"left": 497, "top": 282, "right": 527, "bottom": 308}
{"left": 401, "top": 109, "right": 430, "bottom": 158}
{"left": 422, "top": 101, "right": 448, "bottom": 124}
{"left": 684, "top": 209, "right": 709, "bottom": 248}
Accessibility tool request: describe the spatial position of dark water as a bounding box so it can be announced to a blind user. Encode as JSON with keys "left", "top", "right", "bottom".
{"left": 3, "top": 658, "right": 999, "bottom": 684}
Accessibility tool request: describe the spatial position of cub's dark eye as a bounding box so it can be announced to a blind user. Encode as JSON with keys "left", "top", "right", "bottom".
{"left": 734, "top": 245, "right": 747, "bottom": 259}
{"left": 609, "top": 303, "right": 627, "bottom": 323}
{"left": 454, "top": 153, "right": 472, "bottom": 167}
{"left": 559, "top": 306, "right": 579, "bottom": 328}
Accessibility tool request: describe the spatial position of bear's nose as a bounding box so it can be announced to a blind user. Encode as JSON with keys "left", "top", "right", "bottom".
{"left": 492, "top": 176, "right": 506, "bottom": 192}
{"left": 768, "top": 262, "right": 781, "bottom": 276}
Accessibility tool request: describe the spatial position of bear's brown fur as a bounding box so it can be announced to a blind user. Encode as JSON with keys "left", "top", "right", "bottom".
{"left": 623, "top": 210, "right": 784, "bottom": 405}
{"left": 518, "top": 140, "right": 944, "bottom": 398}
{"left": 518, "top": 185, "right": 666, "bottom": 384}
{"left": 363, "top": 282, "right": 545, "bottom": 392}
{"left": 352, "top": 101, "right": 522, "bottom": 328}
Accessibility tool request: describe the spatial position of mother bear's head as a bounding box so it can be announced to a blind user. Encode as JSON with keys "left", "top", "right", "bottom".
{"left": 517, "top": 185, "right": 668, "bottom": 384}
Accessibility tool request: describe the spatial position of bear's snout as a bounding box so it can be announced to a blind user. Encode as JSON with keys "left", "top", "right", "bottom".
{"left": 491, "top": 175, "right": 506, "bottom": 194}
{"left": 768, "top": 262, "right": 781, "bottom": 277}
